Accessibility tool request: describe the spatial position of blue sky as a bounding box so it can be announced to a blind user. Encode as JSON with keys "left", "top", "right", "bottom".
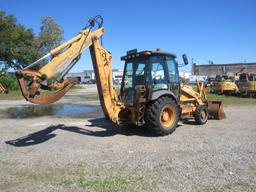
{"left": 0, "top": 0, "right": 256, "bottom": 73}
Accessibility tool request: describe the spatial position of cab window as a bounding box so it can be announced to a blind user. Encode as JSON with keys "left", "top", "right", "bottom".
{"left": 150, "top": 56, "right": 168, "bottom": 91}
{"left": 166, "top": 58, "right": 179, "bottom": 82}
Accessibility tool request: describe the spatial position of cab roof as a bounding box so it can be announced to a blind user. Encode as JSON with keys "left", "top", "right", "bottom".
{"left": 120, "top": 49, "right": 176, "bottom": 61}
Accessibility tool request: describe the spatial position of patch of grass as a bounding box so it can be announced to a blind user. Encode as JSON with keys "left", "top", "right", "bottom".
{"left": 69, "top": 85, "right": 86, "bottom": 93}
{"left": 85, "top": 92, "right": 99, "bottom": 100}
{"left": 82, "top": 89, "right": 256, "bottom": 106}
{"left": 82, "top": 87, "right": 120, "bottom": 101}
{"left": 83, "top": 92, "right": 99, "bottom": 100}
{"left": 0, "top": 160, "right": 17, "bottom": 166}
{"left": 71, "top": 85, "right": 84, "bottom": 90}
{"left": 0, "top": 90, "right": 22, "bottom": 100}
{"left": 64, "top": 175, "right": 149, "bottom": 192}
{"left": 25, "top": 164, "right": 153, "bottom": 192}
{"left": 206, "top": 92, "right": 256, "bottom": 106}
{"left": 190, "top": 86, "right": 256, "bottom": 106}
{"left": 26, "top": 167, "right": 68, "bottom": 182}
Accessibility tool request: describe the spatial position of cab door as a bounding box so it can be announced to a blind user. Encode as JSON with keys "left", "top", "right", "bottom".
{"left": 150, "top": 56, "right": 169, "bottom": 92}
{"left": 165, "top": 57, "right": 180, "bottom": 97}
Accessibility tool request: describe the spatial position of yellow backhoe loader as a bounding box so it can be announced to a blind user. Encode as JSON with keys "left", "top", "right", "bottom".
{"left": 210, "top": 74, "right": 239, "bottom": 95}
{"left": 236, "top": 73, "right": 256, "bottom": 97}
{"left": 15, "top": 16, "right": 225, "bottom": 136}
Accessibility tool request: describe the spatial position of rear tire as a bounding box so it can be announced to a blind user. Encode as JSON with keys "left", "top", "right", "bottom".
{"left": 194, "top": 105, "right": 208, "bottom": 125}
{"left": 145, "top": 96, "right": 178, "bottom": 136}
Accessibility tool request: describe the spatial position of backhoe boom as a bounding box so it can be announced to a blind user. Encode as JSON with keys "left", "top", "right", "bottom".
{"left": 16, "top": 16, "right": 123, "bottom": 124}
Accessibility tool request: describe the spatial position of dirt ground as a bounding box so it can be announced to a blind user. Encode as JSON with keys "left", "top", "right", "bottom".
{"left": 0, "top": 86, "right": 255, "bottom": 192}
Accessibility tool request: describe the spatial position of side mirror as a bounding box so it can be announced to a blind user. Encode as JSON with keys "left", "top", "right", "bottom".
{"left": 182, "top": 54, "right": 189, "bottom": 65}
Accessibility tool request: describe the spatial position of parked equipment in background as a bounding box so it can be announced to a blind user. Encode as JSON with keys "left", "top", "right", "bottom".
{"left": 236, "top": 73, "right": 256, "bottom": 97}
{"left": 210, "top": 74, "right": 239, "bottom": 94}
{"left": 15, "top": 16, "right": 225, "bottom": 136}
{"left": 206, "top": 76, "right": 217, "bottom": 87}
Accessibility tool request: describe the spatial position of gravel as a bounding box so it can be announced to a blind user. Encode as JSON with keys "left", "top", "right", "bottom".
{"left": 0, "top": 95, "right": 255, "bottom": 191}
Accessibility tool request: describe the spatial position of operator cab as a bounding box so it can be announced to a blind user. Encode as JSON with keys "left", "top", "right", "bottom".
{"left": 120, "top": 49, "right": 182, "bottom": 105}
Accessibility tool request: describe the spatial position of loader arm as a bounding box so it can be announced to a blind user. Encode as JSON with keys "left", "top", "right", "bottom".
{"left": 16, "top": 16, "right": 123, "bottom": 124}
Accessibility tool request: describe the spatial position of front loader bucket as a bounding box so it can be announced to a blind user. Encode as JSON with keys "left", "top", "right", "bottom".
{"left": 207, "top": 101, "right": 226, "bottom": 120}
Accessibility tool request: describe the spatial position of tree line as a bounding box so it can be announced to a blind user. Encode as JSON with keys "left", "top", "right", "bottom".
{"left": 0, "top": 10, "right": 64, "bottom": 90}
{"left": 0, "top": 10, "right": 64, "bottom": 70}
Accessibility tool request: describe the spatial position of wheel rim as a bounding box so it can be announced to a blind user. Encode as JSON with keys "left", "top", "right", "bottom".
{"left": 200, "top": 110, "right": 206, "bottom": 121}
{"left": 160, "top": 105, "right": 175, "bottom": 128}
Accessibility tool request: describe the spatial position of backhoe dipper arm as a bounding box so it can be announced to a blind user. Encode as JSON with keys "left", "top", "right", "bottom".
{"left": 89, "top": 36, "right": 123, "bottom": 123}
{"left": 16, "top": 16, "right": 123, "bottom": 124}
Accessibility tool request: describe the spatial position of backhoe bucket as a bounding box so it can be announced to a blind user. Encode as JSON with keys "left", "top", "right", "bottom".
{"left": 16, "top": 70, "right": 78, "bottom": 105}
{"left": 207, "top": 101, "right": 226, "bottom": 120}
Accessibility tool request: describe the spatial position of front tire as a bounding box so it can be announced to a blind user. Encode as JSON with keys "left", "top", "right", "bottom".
{"left": 145, "top": 96, "right": 179, "bottom": 136}
{"left": 194, "top": 105, "right": 208, "bottom": 125}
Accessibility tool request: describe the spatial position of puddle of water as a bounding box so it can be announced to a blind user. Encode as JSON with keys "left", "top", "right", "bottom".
{"left": 5, "top": 104, "right": 97, "bottom": 119}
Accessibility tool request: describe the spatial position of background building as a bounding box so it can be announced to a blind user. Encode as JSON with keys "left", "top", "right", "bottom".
{"left": 192, "top": 63, "right": 256, "bottom": 77}
{"left": 65, "top": 69, "right": 123, "bottom": 84}
{"left": 179, "top": 72, "right": 191, "bottom": 79}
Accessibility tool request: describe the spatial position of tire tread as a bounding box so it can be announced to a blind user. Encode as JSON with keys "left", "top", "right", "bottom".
{"left": 145, "top": 96, "right": 178, "bottom": 136}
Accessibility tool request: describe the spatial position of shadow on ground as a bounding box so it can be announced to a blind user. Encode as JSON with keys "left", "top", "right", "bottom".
{"left": 5, "top": 117, "right": 166, "bottom": 147}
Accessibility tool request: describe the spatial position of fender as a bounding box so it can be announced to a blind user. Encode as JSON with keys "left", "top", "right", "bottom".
{"left": 150, "top": 90, "right": 178, "bottom": 104}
